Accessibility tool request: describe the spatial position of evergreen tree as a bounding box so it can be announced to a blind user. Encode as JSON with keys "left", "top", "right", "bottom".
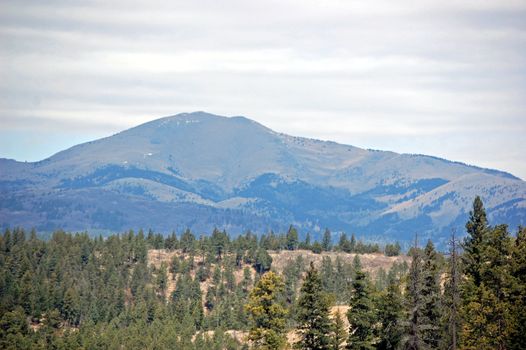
{"left": 404, "top": 236, "right": 424, "bottom": 350}
{"left": 350, "top": 234, "right": 356, "bottom": 253}
{"left": 421, "top": 240, "right": 442, "bottom": 348}
{"left": 377, "top": 274, "right": 404, "bottom": 350}
{"left": 254, "top": 248, "right": 272, "bottom": 274}
{"left": 283, "top": 257, "right": 303, "bottom": 305}
{"left": 286, "top": 225, "right": 299, "bottom": 251}
{"left": 461, "top": 198, "right": 515, "bottom": 349}
{"left": 320, "top": 257, "right": 335, "bottom": 294}
{"left": 296, "top": 262, "right": 333, "bottom": 350}
{"left": 462, "top": 196, "right": 488, "bottom": 288}
{"left": 180, "top": 229, "right": 196, "bottom": 254}
{"left": 312, "top": 242, "right": 323, "bottom": 254}
{"left": 164, "top": 231, "right": 178, "bottom": 250}
{"left": 322, "top": 229, "right": 332, "bottom": 252}
{"left": 3, "top": 221, "right": 525, "bottom": 349}
{"left": 0, "top": 306, "right": 31, "bottom": 349}
{"left": 211, "top": 228, "right": 229, "bottom": 261}
{"left": 338, "top": 233, "right": 352, "bottom": 253}
{"left": 63, "top": 287, "right": 81, "bottom": 326}
{"left": 374, "top": 268, "right": 388, "bottom": 292}
{"left": 240, "top": 266, "right": 253, "bottom": 296}
{"left": 346, "top": 256, "right": 376, "bottom": 350}
{"left": 332, "top": 310, "right": 347, "bottom": 350}
{"left": 461, "top": 197, "right": 490, "bottom": 349}
{"left": 384, "top": 242, "right": 401, "bottom": 257}
{"left": 245, "top": 271, "right": 288, "bottom": 349}
{"left": 156, "top": 262, "right": 168, "bottom": 297}
{"left": 302, "top": 232, "right": 312, "bottom": 250}
{"left": 333, "top": 258, "right": 349, "bottom": 303}
{"left": 442, "top": 230, "right": 461, "bottom": 350}
{"left": 462, "top": 224, "right": 513, "bottom": 349}
{"left": 509, "top": 226, "right": 526, "bottom": 349}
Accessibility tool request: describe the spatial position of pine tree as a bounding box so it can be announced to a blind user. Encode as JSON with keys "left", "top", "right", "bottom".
{"left": 463, "top": 224, "right": 513, "bottom": 349}
{"left": 461, "top": 197, "right": 515, "bottom": 349}
{"left": 377, "top": 274, "right": 404, "bottom": 350}
{"left": 350, "top": 234, "right": 356, "bottom": 253}
{"left": 322, "top": 229, "right": 332, "bottom": 252}
{"left": 509, "top": 226, "right": 526, "bottom": 349}
{"left": 287, "top": 225, "right": 299, "bottom": 251}
{"left": 156, "top": 262, "right": 168, "bottom": 298}
{"left": 296, "top": 262, "right": 333, "bottom": 350}
{"left": 63, "top": 287, "right": 81, "bottom": 326}
{"left": 321, "top": 257, "right": 335, "bottom": 294}
{"left": 442, "top": 230, "right": 461, "bottom": 350}
{"left": 245, "top": 271, "right": 288, "bottom": 349}
{"left": 180, "top": 229, "right": 196, "bottom": 254}
{"left": 338, "top": 233, "right": 352, "bottom": 253}
{"left": 404, "top": 236, "right": 424, "bottom": 350}
{"left": 164, "top": 231, "right": 178, "bottom": 250}
{"left": 462, "top": 283, "right": 507, "bottom": 350}
{"left": 384, "top": 242, "right": 401, "bottom": 257}
{"left": 312, "top": 242, "right": 323, "bottom": 254}
{"left": 332, "top": 310, "right": 347, "bottom": 350}
{"left": 211, "top": 228, "right": 229, "bottom": 261}
{"left": 346, "top": 256, "right": 376, "bottom": 350}
{"left": 302, "top": 232, "right": 312, "bottom": 250}
{"left": 0, "top": 306, "right": 31, "bottom": 349}
{"left": 421, "top": 240, "right": 442, "bottom": 348}
{"left": 460, "top": 197, "right": 490, "bottom": 349}
{"left": 254, "top": 248, "right": 272, "bottom": 274}
{"left": 462, "top": 196, "right": 488, "bottom": 288}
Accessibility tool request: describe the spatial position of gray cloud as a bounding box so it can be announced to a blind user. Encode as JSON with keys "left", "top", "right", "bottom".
{"left": 1, "top": 0, "right": 525, "bottom": 178}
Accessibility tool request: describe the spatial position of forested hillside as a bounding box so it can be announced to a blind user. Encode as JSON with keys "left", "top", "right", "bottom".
{"left": 0, "top": 197, "right": 524, "bottom": 349}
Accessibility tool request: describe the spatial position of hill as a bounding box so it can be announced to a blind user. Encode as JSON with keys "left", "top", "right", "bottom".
{"left": 1, "top": 111, "right": 525, "bottom": 244}
{"left": 147, "top": 248, "right": 409, "bottom": 300}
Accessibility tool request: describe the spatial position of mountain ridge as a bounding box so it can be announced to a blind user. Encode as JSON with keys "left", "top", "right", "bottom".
{"left": 1, "top": 111, "right": 525, "bottom": 245}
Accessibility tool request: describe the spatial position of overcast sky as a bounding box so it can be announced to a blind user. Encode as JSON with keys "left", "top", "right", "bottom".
{"left": 1, "top": 0, "right": 525, "bottom": 178}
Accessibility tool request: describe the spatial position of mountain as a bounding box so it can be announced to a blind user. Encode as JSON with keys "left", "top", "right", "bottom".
{"left": 1, "top": 111, "right": 525, "bottom": 245}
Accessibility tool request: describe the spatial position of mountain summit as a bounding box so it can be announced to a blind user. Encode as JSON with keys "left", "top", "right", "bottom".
{"left": 1, "top": 111, "right": 525, "bottom": 244}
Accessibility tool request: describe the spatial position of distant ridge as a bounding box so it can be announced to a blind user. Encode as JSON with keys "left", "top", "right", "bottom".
{"left": 1, "top": 111, "right": 525, "bottom": 246}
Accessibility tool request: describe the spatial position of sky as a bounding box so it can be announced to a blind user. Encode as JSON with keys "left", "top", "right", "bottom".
{"left": 1, "top": 0, "right": 525, "bottom": 179}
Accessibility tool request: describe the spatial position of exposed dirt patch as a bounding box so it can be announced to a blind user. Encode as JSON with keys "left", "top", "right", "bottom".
{"left": 191, "top": 306, "right": 350, "bottom": 347}
{"left": 147, "top": 249, "right": 409, "bottom": 306}
{"left": 147, "top": 249, "right": 256, "bottom": 303}
{"left": 147, "top": 249, "right": 180, "bottom": 298}
{"left": 269, "top": 249, "right": 409, "bottom": 278}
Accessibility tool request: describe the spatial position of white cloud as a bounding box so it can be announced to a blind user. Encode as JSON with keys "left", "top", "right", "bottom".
{"left": 0, "top": 0, "right": 525, "bottom": 178}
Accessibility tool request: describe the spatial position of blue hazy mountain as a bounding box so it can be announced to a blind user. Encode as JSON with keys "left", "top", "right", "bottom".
{"left": 1, "top": 111, "right": 525, "bottom": 245}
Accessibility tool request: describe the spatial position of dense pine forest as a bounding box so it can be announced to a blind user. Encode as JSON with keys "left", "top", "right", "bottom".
{"left": 1, "top": 196, "right": 524, "bottom": 349}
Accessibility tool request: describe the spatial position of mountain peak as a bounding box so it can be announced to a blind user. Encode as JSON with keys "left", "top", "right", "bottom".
{"left": 139, "top": 111, "right": 224, "bottom": 127}
{"left": 160, "top": 111, "right": 255, "bottom": 123}
{"left": 170, "top": 111, "right": 224, "bottom": 121}
{"left": 135, "top": 111, "right": 269, "bottom": 131}
{"left": 1, "top": 111, "right": 525, "bottom": 243}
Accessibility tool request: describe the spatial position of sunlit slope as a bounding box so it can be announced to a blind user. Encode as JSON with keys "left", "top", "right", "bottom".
{"left": 1, "top": 111, "right": 524, "bottom": 244}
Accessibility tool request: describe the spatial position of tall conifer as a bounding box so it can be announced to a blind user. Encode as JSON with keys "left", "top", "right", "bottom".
{"left": 346, "top": 256, "right": 376, "bottom": 350}
{"left": 296, "top": 262, "right": 333, "bottom": 350}
{"left": 442, "top": 230, "right": 461, "bottom": 350}
{"left": 246, "top": 271, "right": 288, "bottom": 349}
{"left": 404, "top": 236, "right": 424, "bottom": 350}
{"left": 377, "top": 274, "right": 403, "bottom": 350}
{"left": 509, "top": 226, "right": 526, "bottom": 349}
{"left": 421, "top": 240, "right": 442, "bottom": 348}
{"left": 332, "top": 310, "right": 347, "bottom": 350}
{"left": 462, "top": 196, "right": 488, "bottom": 288}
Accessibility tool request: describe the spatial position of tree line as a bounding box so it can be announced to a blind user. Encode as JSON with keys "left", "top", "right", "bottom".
{"left": 245, "top": 196, "right": 525, "bottom": 349}
{"left": 0, "top": 196, "right": 524, "bottom": 349}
